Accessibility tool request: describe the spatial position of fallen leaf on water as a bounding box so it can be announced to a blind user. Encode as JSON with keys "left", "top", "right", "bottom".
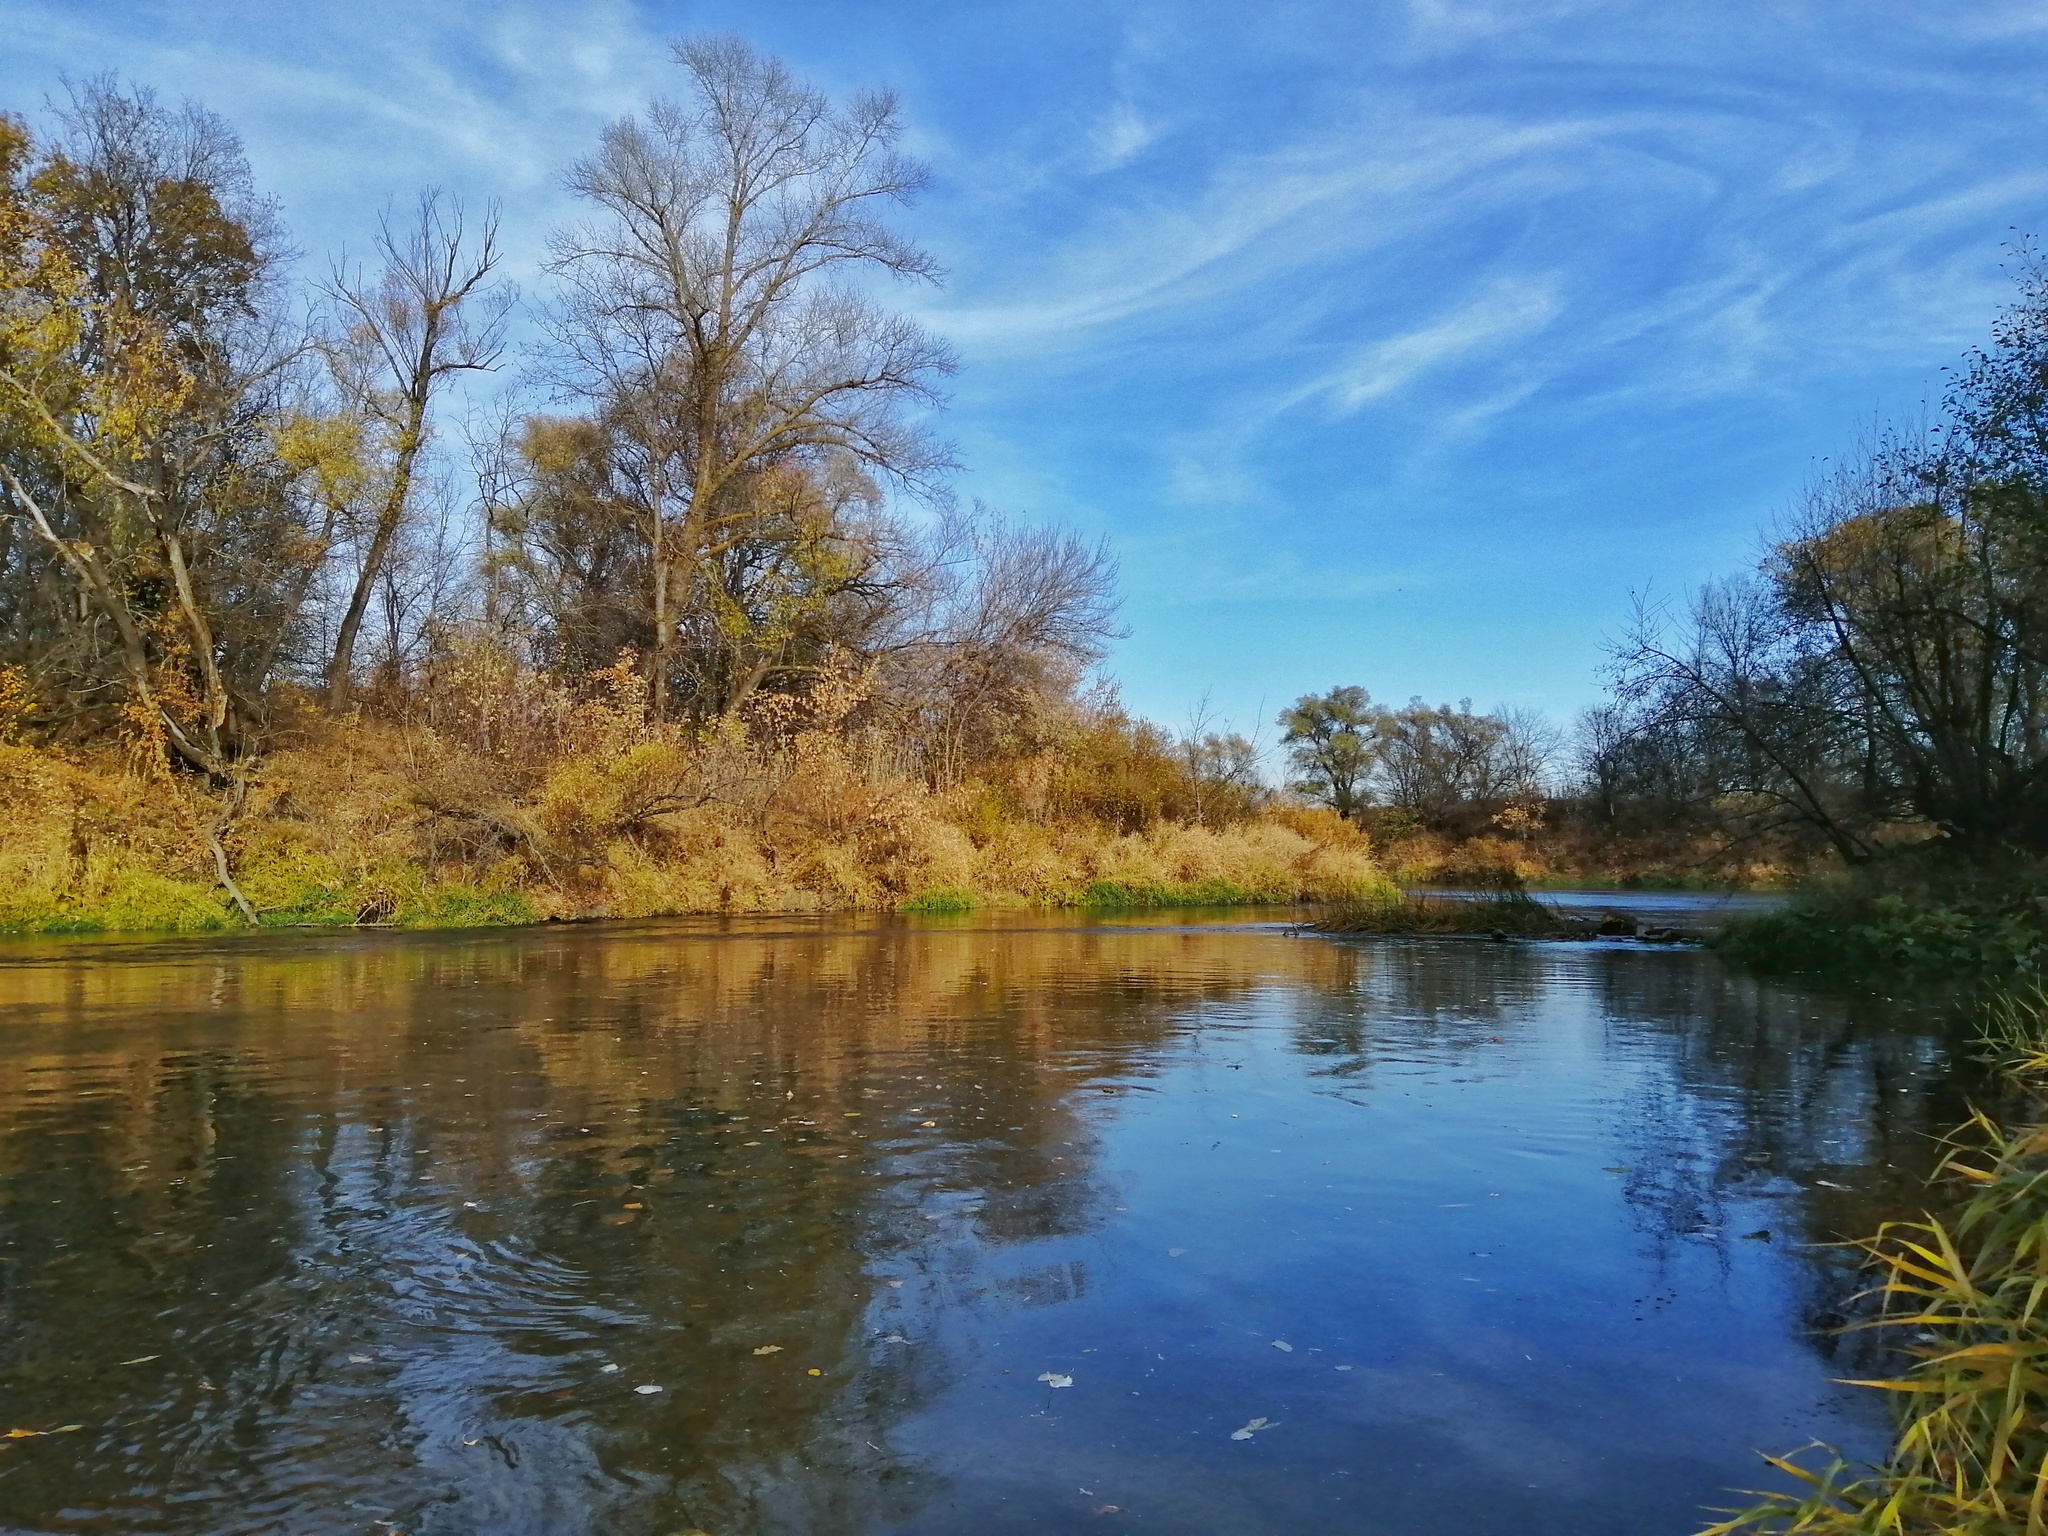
{"left": 634, "top": 1384, "right": 663, "bottom": 1395}
{"left": 1230, "top": 1417, "right": 1274, "bottom": 1441}
{"left": 1038, "top": 1372, "right": 1073, "bottom": 1388}
{"left": 117, "top": 1355, "right": 159, "bottom": 1366}
{"left": 752, "top": 1345, "right": 783, "bottom": 1356}
{"left": 4, "top": 1425, "right": 82, "bottom": 1439}
{"left": 623, "top": 1203, "right": 644, "bottom": 1211}
{"left": 1270, "top": 1340, "right": 1293, "bottom": 1352}
{"left": 807, "top": 1368, "right": 822, "bottom": 1376}
{"left": 920, "top": 1121, "right": 937, "bottom": 1128}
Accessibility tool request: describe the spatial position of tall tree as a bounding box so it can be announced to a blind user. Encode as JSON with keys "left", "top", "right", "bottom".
{"left": 1279, "top": 687, "right": 1381, "bottom": 819}
{"left": 323, "top": 190, "right": 507, "bottom": 708}
{"left": 546, "top": 34, "right": 955, "bottom": 719}
{"left": 0, "top": 80, "right": 301, "bottom": 780}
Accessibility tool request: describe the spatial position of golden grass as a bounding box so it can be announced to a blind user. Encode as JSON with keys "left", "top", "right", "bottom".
{"left": 0, "top": 718, "right": 1393, "bottom": 934}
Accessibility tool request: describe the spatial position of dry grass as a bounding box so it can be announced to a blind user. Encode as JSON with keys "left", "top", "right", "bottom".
{"left": 0, "top": 705, "right": 1393, "bottom": 933}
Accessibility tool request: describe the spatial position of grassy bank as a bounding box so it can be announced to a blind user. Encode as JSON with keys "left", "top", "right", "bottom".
{"left": 0, "top": 724, "right": 1394, "bottom": 936}
{"left": 1701, "top": 991, "right": 2048, "bottom": 1535}
{"left": 1714, "top": 856, "right": 2048, "bottom": 993}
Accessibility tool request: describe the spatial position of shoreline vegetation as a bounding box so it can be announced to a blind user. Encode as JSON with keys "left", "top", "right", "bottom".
{"left": 1700, "top": 989, "right": 2048, "bottom": 1536}
{"left": 0, "top": 719, "right": 1398, "bottom": 937}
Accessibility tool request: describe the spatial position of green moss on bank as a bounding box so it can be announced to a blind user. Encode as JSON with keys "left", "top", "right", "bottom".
{"left": 0, "top": 868, "right": 537, "bottom": 937}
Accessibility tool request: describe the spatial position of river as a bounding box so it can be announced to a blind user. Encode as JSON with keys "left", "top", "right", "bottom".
{"left": 0, "top": 909, "right": 1964, "bottom": 1535}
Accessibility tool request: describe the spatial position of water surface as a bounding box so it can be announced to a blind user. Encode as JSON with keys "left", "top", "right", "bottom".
{"left": 0, "top": 915, "right": 1962, "bottom": 1534}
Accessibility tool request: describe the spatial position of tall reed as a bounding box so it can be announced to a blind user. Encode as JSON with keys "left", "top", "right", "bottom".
{"left": 1701, "top": 992, "right": 2048, "bottom": 1535}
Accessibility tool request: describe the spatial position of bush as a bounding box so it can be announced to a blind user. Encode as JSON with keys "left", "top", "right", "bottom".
{"left": 1716, "top": 856, "right": 2048, "bottom": 989}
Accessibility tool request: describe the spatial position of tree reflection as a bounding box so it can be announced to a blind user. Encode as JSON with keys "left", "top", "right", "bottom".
{"left": 0, "top": 919, "right": 1305, "bottom": 1535}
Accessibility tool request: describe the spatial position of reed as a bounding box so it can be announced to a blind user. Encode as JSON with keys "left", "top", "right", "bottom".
{"left": 1700, "top": 992, "right": 2048, "bottom": 1535}
{"left": 1316, "top": 879, "right": 1582, "bottom": 938}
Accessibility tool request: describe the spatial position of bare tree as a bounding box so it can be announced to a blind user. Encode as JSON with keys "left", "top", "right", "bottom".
{"left": 890, "top": 516, "right": 1122, "bottom": 784}
{"left": 546, "top": 34, "right": 956, "bottom": 718}
{"left": 323, "top": 189, "right": 508, "bottom": 708}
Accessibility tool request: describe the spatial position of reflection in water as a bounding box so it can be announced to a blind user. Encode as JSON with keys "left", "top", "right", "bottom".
{"left": 0, "top": 919, "right": 1964, "bottom": 1535}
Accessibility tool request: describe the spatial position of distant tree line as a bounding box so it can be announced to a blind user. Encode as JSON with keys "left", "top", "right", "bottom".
{"left": 1286, "top": 252, "right": 2048, "bottom": 874}
{"left": 1278, "top": 687, "right": 1561, "bottom": 837}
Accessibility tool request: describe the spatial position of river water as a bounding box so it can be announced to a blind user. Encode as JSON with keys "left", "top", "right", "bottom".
{"left": 0, "top": 911, "right": 1965, "bottom": 1535}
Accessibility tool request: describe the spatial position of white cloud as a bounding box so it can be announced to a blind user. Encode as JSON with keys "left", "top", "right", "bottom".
{"left": 1327, "top": 275, "right": 1564, "bottom": 410}
{"left": 1091, "top": 98, "right": 1157, "bottom": 170}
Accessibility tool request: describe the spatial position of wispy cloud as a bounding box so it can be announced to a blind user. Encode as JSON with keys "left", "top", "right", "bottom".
{"left": 1324, "top": 275, "right": 1564, "bottom": 410}
{"left": 5, "top": 0, "right": 2046, "bottom": 724}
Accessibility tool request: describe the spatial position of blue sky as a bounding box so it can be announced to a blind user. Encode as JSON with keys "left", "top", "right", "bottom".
{"left": 7, "top": 1, "right": 2047, "bottom": 747}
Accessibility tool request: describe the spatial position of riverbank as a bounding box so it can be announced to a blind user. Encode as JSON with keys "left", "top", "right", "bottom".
{"left": 0, "top": 734, "right": 1392, "bottom": 936}
{"left": 1711, "top": 855, "right": 2048, "bottom": 994}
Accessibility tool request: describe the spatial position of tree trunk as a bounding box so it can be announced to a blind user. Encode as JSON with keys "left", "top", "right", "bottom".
{"left": 328, "top": 407, "right": 426, "bottom": 709}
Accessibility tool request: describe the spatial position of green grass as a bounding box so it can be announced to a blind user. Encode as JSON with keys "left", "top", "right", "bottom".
{"left": 0, "top": 865, "right": 539, "bottom": 936}
{"left": 1316, "top": 886, "right": 1582, "bottom": 937}
{"left": 1715, "top": 857, "right": 2048, "bottom": 991}
{"left": 395, "top": 884, "right": 537, "bottom": 928}
{"left": 0, "top": 870, "right": 237, "bottom": 935}
{"left": 1076, "top": 878, "right": 1270, "bottom": 909}
{"left": 902, "top": 887, "right": 978, "bottom": 915}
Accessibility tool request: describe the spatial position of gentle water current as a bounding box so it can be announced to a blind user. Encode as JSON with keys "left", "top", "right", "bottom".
{"left": 0, "top": 909, "right": 1968, "bottom": 1535}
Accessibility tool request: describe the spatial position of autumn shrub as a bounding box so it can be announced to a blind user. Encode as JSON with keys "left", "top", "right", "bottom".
{"left": 0, "top": 743, "right": 237, "bottom": 933}
{"left": 1381, "top": 833, "right": 1451, "bottom": 885}
{"left": 0, "top": 661, "right": 1402, "bottom": 931}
